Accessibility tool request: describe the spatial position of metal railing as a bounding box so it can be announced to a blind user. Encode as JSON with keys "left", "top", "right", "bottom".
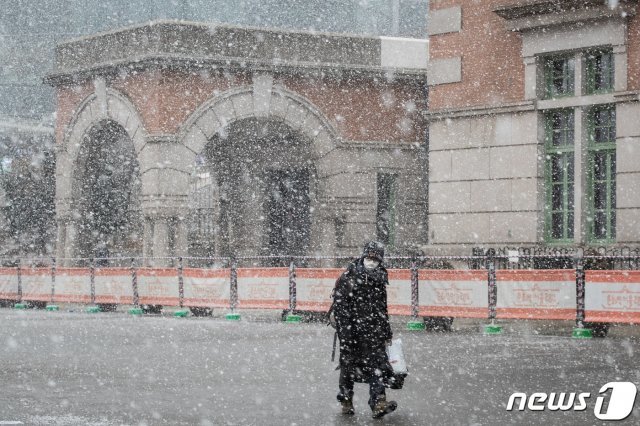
{"left": 3, "top": 253, "right": 640, "bottom": 328}
{"left": 2, "top": 252, "right": 640, "bottom": 334}
{"left": 472, "top": 246, "right": 640, "bottom": 270}
{"left": 3, "top": 247, "right": 640, "bottom": 270}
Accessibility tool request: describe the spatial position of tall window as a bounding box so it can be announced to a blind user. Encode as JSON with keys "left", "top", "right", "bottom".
{"left": 376, "top": 173, "right": 396, "bottom": 247}
{"left": 540, "top": 47, "right": 618, "bottom": 245}
{"left": 545, "top": 110, "right": 575, "bottom": 242}
{"left": 585, "top": 49, "right": 614, "bottom": 94}
{"left": 544, "top": 55, "right": 575, "bottom": 98}
{"left": 587, "top": 106, "right": 616, "bottom": 241}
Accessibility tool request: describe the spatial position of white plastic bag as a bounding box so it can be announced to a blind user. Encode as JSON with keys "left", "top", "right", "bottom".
{"left": 387, "top": 338, "right": 408, "bottom": 374}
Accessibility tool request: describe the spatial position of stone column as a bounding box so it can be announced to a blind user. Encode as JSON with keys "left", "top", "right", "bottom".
{"left": 523, "top": 56, "right": 538, "bottom": 100}
{"left": 224, "top": 166, "right": 244, "bottom": 257}
{"left": 63, "top": 222, "right": 77, "bottom": 266}
{"left": 174, "top": 218, "right": 188, "bottom": 258}
{"left": 152, "top": 218, "right": 170, "bottom": 266}
{"left": 233, "top": 165, "right": 251, "bottom": 257}
{"left": 319, "top": 217, "right": 337, "bottom": 267}
{"left": 615, "top": 102, "right": 640, "bottom": 243}
{"left": 244, "top": 172, "right": 264, "bottom": 257}
{"left": 210, "top": 170, "right": 222, "bottom": 258}
{"left": 55, "top": 221, "right": 66, "bottom": 262}
{"left": 314, "top": 165, "right": 340, "bottom": 265}
{"left": 309, "top": 202, "right": 337, "bottom": 267}
{"left": 574, "top": 51, "right": 584, "bottom": 96}
{"left": 142, "top": 218, "right": 154, "bottom": 266}
{"left": 613, "top": 44, "right": 627, "bottom": 93}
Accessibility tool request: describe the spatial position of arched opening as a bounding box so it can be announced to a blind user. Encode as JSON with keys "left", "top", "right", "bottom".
{"left": 187, "top": 118, "right": 317, "bottom": 266}
{"left": 73, "top": 120, "right": 142, "bottom": 261}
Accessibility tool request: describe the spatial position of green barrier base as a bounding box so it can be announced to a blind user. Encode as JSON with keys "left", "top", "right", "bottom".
{"left": 572, "top": 327, "right": 593, "bottom": 339}
{"left": 225, "top": 312, "right": 241, "bottom": 321}
{"left": 46, "top": 305, "right": 59, "bottom": 311}
{"left": 407, "top": 321, "right": 426, "bottom": 331}
{"left": 128, "top": 307, "right": 144, "bottom": 315}
{"left": 285, "top": 314, "right": 302, "bottom": 323}
{"left": 13, "top": 303, "right": 27, "bottom": 310}
{"left": 174, "top": 309, "right": 189, "bottom": 318}
{"left": 86, "top": 306, "right": 101, "bottom": 313}
{"left": 483, "top": 324, "right": 503, "bottom": 335}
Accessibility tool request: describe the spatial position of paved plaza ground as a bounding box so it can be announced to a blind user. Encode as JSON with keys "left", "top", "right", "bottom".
{"left": 1, "top": 308, "right": 639, "bottom": 425}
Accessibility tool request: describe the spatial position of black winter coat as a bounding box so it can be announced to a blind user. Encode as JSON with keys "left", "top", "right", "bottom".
{"left": 332, "top": 258, "right": 393, "bottom": 382}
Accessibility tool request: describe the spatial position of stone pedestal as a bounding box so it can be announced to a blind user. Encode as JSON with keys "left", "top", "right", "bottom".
{"left": 63, "top": 222, "right": 77, "bottom": 266}
{"left": 175, "top": 219, "right": 188, "bottom": 258}
{"left": 152, "top": 218, "right": 169, "bottom": 266}
{"left": 55, "top": 222, "right": 66, "bottom": 262}
{"left": 142, "top": 219, "right": 154, "bottom": 266}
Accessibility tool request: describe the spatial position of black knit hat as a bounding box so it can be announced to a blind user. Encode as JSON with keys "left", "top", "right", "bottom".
{"left": 362, "top": 241, "right": 385, "bottom": 262}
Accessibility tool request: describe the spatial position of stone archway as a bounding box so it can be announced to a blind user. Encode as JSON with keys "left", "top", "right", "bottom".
{"left": 72, "top": 120, "right": 142, "bottom": 260}
{"left": 189, "top": 118, "right": 318, "bottom": 264}
{"left": 180, "top": 84, "right": 339, "bottom": 263}
{"left": 55, "top": 87, "right": 147, "bottom": 263}
{"left": 181, "top": 85, "right": 337, "bottom": 158}
{"left": 49, "top": 23, "right": 431, "bottom": 265}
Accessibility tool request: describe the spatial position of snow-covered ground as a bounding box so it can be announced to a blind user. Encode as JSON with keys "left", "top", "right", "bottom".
{"left": 1, "top": 309, "right": 639, "bottom": 425}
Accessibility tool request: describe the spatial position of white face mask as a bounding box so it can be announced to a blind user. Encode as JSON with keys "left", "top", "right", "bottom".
{"left": 363, "top": 258, "right": 380, "bottom": 270}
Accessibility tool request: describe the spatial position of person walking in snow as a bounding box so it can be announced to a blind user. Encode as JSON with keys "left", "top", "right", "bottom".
{"left": 330, "top": 241, "right": 397, "bottom": 418}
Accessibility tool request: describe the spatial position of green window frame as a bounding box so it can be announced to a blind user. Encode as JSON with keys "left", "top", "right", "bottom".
{"left": 544, "top": 55, "right": 575, "bottom": 99}
{"left": 544, "top": 109, "right": 575, "bottom": 242}
{"left": 585, "top": 49, "right": 614, "bottom": 95}
{"left": 587, "top": 106, "right": 616, "bottom": 242}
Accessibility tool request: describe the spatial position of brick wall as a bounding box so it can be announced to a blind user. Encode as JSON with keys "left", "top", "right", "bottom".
{"left": 628, "top": 12, "right": 640, "bottom": 91}
{"left": 428, "top": 0, "right": 524, "bottom": 111}
{"left": 59, "top": 70, "right": 425, "bottom": 143}
{"left": 282, "top": 76, "right": 425, "bottom": 143}
{"left": 110, "top": 70, "right": 251, "bottom": 134}
{"left": 55, "top": 81, "right": 93, "bottom": 145}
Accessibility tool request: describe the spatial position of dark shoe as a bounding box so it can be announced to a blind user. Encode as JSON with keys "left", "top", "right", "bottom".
{"left": 372, "top": 397, "right": 397, "bottom": 419}
{"left": 341, "top": 398, "right": 355, "bottom": 415}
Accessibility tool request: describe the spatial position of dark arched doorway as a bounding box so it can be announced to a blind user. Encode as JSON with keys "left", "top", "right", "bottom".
{"left": 73, "top": 120, "right": 142, "bottom": 261}
{"left": 187, "top": 118, "right": 316, "bottom": 265}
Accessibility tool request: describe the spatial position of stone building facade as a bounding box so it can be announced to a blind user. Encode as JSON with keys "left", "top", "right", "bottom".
{"left": 426, "top": 0, "right": 640, "bottom": 254}
{"left": 46, "top": 21, "right": 429, "bottom": 264}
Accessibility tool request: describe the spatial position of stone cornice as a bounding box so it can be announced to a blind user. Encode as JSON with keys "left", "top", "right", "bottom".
{"left": 425, "top": 91, "right": 640, "bottom": 120}
{"left": 494, "top": 0, "right": 637, "bottom": 31}
{"left": 614, "top": 90, "right": 640, "bottom": 102}
{"left": 537, "top": 91, "right": 640, "bottom": 110}
{"left": 0, "top": 116, "right": 54, "bottom": 136}
{"left": 424, "top": 101, "right": 535, "bottom": 120}
{"left": 144, "top": 134, "right": 178, "bottom": 144}
{"left": 338, "top": 140, "right": 424, "bottom": 150}
{"left": 44, "top": 20, "right": 428, "bottom": 86}
{"left": 494, "top": 0, "right": 600, "bottom": 20}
